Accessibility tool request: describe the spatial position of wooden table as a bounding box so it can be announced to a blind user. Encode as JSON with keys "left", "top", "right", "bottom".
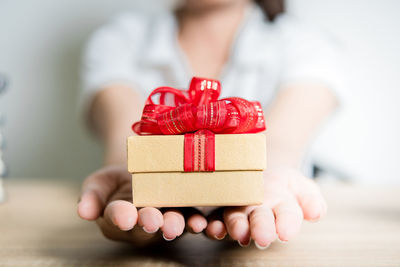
{"left": 1, "top": 179, "right": 399, "bottom": 266}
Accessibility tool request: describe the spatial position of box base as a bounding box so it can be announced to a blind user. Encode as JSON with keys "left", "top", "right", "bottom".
{"left": 132, "top": 171, "right": 264, "bottom": 207}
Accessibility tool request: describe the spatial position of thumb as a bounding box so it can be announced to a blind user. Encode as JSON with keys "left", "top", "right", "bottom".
{"left": 291, "top": 173, "right": 327, "bottom": 221}
{"left": 78, "top": 166, "right": 127, "bottom": 221}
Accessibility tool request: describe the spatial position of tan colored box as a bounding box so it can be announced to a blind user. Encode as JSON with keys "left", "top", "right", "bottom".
{"left": 132, "top": 171, "right": 264, "bottom": 207}
{"left": 127, "top": 134, "right": 266, "bottom": 207}
{"left": 127, "top": 134, "right": 266, "bottom": 173}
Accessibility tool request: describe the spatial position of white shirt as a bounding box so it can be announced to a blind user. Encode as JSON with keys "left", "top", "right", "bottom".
{"left": 80, "top": 4, "right": 343, "bottom": 113}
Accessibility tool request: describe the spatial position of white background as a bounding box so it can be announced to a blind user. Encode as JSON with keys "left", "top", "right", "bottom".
{"left": 0, "top": 0, "right": 399, "bottom": 183}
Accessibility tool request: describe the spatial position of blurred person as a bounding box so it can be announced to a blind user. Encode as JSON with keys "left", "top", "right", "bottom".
{"left": 77, "top": 0, "right": 341, "bottom": 249}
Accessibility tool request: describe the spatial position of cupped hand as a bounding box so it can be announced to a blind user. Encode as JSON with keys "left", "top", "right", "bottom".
{"left": 204, "top": 168, "right": 327, "bottom": 249}
{"left": 77, "top": 165, "right": 208, "bottom": 245}
{"left": 78, "top": 166, "right": 326, "bottom": 249}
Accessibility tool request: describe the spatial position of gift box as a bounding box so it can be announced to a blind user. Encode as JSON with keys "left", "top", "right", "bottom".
{"left": 128, "top": 134, "right": 266, "bottom": 207}
{"left": 128, "top": 77, "right": 267, "bottom": 207}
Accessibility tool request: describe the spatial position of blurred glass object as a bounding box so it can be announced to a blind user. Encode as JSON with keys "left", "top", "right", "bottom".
{"left": 0, "top": 74, "right": 6, "bottom": 94}
{"left": 0, "top": 73, "right": 7, "bottom": 203}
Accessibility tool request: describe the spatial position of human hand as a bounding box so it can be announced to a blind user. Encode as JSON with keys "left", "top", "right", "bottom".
{"left": 77, "top": 165, "right": 208, "bottom": 245}
{"left": 204, "top": 168, "right": 327, "bottom": 249}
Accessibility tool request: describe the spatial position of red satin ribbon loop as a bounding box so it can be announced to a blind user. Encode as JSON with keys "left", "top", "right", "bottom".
{"left": 132, "top": 77, "right": 266, "bottom": 135}
{"left": 132, "top": 77, "right": 266, "bottom": 172}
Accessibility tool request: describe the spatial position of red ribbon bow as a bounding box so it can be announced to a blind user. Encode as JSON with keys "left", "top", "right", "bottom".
{"left": 132, "top": 77, "right": 266, "bottom": 172}
{"left": 132, "top": 77, "right": 266, "bottom": 135}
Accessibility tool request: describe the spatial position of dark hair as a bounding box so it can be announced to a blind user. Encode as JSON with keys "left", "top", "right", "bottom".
{"left": 254, "top": 0, "right": 285, "bottom": 22}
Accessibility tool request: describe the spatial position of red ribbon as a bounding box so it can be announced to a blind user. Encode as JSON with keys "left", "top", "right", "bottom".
{"left": 184, "top": 129, "right": 215, "bottom": 172}
{"left": 132, "top": 77, "right": 266, "bottom": 172}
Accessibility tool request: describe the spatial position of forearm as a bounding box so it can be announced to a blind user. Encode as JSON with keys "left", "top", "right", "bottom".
{"left": 88, "top": 82, "right": 336, "bottom": 169}
{"left": 89, "top": 84, "right": 144, "bottom": 165}
{"left": 264, "top": 83, "right": 338, "bottom": 170}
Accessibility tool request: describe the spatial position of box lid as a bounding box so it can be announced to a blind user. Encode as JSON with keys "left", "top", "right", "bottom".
{"left": 127, "top": 133, "right": 266, "bottom": 173}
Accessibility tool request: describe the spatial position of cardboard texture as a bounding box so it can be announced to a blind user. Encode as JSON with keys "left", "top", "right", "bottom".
{"left": 128, "top": 134, "right": 266, "bottom": 173}
{"left": 128, "top": 133, "right": 266, "bottom": 207}
{"left": 132, "top": 171, "right": 264, "bottom": 207}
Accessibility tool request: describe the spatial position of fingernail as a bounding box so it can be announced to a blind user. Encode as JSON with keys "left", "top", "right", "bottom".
{"left": 238, "top": 239, "right": 251, "bottom": 248}
{"left": 277, "top": 238, "right": 288, "bottom": 243}
{"left": 214, "top": 233, "right": 226, "bottom": 240}
{"left": 162, "top": 233, "right": 175, "bottom": 241}
{"left": 308, "top": 216, "right": 321, "bottom": 223}
{"left": 143, "top": 227, "right": 158, "bottom": 234}
{"left": 255, "top": 242, "right": 271, "bottom": 250}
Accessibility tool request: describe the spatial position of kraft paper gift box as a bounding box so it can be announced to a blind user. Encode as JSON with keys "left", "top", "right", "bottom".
{"left": 127, "top": 133, "right": 266, "bottom": 207}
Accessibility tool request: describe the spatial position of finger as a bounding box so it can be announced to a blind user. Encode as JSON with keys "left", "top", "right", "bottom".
{"left": 138, "top": 207, "right": 164, "bottom": 234}
{"left": 78, "top": 189, "right": 104, "bottom": 221}
{"left": 206, "top": 220, "right": 227, "bottom": 240}
{"left": 294, "top": 177, "right": 327, "bottom": 221}
{"left": 273, "top": 198, "right": 303, "bottom": 242}
{"left": 181, "top": 208, "right": 207, "bottom": 234}
{"left": 78, "top": 166, "right": 128, "bottom": 220}
{"left": 161, "top": 209, "right": 185, "bottom": 241}
{"left": 223, "top": 207, "right": 251, "bottom": 246}
{"left": 205, "top": 208, "right": 226, "bottom": 240}
{"left": 187, "top": 214, "right": 207, "bottom": 234}
{"left": 103, "top": 200, "right": 138, "bottom": 231}
{"left": 249, "top": 206, "right": 277, "bottom": 249}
